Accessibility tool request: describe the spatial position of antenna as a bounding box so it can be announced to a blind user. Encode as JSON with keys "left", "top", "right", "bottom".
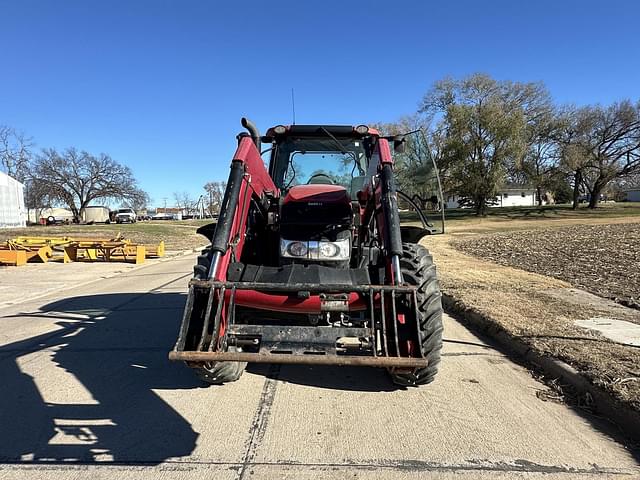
{"left": 291, "top": 88, "right": 296, "bottom": 125}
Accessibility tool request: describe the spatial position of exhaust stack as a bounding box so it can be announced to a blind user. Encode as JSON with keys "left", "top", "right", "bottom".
{"left": 241, "top": 117, "right": 261, "bottom": 152}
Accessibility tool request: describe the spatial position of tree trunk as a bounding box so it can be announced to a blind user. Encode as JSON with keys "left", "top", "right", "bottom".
{"left": 476, "top": 197, "right": 487, "bottom": 217}
{"left": 572, "top": 169, "right": 582, "bottom": 210}
{"left": 588, "top": 179, "right": 606, "bottom": 209}
{"left": 68, "top": 202, "right": 81, "bottom": 223}
{"left": 536, "top": 186, "right": 543, "bottom": 207}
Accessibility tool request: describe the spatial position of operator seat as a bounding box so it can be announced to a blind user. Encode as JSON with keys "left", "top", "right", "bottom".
{"left": 307, "top": 173, "right": 335, "bottom": 185}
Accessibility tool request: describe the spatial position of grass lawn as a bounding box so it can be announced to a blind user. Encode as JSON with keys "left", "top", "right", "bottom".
{"left": 0, "top": 220, "right": 214, "bottom": 251}
{"left": 445, "top": 202, "right": 640, "bottom": 231}
{"left": 445, "top": 201, "right": 640, "bottom": 221}
{"left": 402, "top": 202, "right": 640, "bottom": 235}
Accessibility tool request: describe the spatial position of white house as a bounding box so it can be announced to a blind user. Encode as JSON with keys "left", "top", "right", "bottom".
{"left": 445, "top": 185, "right": 538, "bottom": 209}
{"left": 0, "top": 171, "right": 26, "bottom": 228}
{"left": 624, "top": 189, "right": 640, "bottom": 202}
{"left": 496, "top": 185, "right": 538, "bottom": 207}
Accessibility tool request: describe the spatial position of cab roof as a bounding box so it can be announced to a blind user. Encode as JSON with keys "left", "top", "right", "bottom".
{"left": 264, "top": 124, "right": 380, "bottom": 138}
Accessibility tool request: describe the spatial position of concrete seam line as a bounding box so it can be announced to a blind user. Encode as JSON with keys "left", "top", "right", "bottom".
{"left": 237, "top": 364, "right": 281, "bottom": 480}
{"left": 441, "top": 293, "right": 640, "bottom": 444}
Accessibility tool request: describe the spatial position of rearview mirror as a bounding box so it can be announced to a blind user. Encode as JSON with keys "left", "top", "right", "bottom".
{"left": 393, "top": 136, "right": 406, "bottom": 153}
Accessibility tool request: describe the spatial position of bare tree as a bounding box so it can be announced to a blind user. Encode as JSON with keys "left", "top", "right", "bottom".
{"left": 556, "top": 107, "right": 588, "bottom": 209}
{"left": 579, "top": 101, "right": 640, "bottom": 208}
{"left": 557, "top": 102, "right": 640, "bottom": 209}
{"left": 0, "top": 126, "right": 33, "bottom": 182}
{"left": 203, "top": 181, "right": 226, "bottom": 215}
{"left": 516, "top": 102, "right": 564, "bottom": 206}
{"left": 173, "top": 191, "right": 195, "bottom": 214}
{"left": 31, "top": 148, "right": 148, "bottom": 222}
{"left": 124, "top": 191, "right": 150, "bottom": 212}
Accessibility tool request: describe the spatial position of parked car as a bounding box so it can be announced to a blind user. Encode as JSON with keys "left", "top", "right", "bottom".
{"left": 45, "top": 215, "right": 71, "bottom": 226}
{"left": 151, "top": 213, "right": 173, "bottom": 221}
{"left": 578, "top": 194, "right": 605, "bottom": 204}
{"left": 115, "top": 208, "right": 137, "bottom": 223}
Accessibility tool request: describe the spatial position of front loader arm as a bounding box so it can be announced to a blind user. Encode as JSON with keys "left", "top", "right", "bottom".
{"left": 359, "top": 137, "right": 404, "bottom": 284}
{"left": 206, "top": 135, "right": 278, "bottom": 281}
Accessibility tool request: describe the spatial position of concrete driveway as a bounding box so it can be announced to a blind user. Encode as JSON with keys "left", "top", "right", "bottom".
{"left": 0, "top": 255, "right": 638, "bottom": 479}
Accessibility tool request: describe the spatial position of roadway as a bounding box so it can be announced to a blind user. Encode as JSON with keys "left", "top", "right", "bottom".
{"left": 0, "top": 254, "right": 638, "bottom": 479}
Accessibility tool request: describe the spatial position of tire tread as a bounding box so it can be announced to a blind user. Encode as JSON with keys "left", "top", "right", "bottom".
{"left": 390, "top": 243, "right": 444, "bottom": 387}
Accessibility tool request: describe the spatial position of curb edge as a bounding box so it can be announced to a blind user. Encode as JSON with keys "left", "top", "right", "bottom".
{"left": 442, "top": 293, "right": 640, "bottom": 444}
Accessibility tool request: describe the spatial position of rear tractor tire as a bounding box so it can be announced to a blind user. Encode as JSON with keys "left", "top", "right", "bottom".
{"left": 389, "top": 243, "right": 444, "bottom": 387}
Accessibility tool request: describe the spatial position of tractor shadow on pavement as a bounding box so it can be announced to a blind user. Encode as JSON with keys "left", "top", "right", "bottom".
{"left": 0, "top": 292, "right": 201, "bottom": 464}
{"left": 246, "top": 363, "right": 399, "bottom": 392}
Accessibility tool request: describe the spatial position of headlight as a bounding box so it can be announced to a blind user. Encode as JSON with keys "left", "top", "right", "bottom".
{"left": 310, "top": 239, "right": 350, "bottom": 261}
{"left": 281, "top": 238, "right": 350, "bottom": 261}
{"left": 286, "top": 241, "right": 308, "bottom": 257}
{"left": 319, "top": 242, "right": 339, "bottom": 258}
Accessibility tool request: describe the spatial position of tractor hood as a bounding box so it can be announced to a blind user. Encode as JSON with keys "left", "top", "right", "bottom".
{"left": 283, "top": 184, "right": 351, "bottom": 205}
{"left": 280, "top": 184, "right": 353, "bottom": 241}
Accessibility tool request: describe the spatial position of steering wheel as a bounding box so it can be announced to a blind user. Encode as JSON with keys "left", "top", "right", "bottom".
{"left": 307, "top": 173, "right": 335, "bottom": 185}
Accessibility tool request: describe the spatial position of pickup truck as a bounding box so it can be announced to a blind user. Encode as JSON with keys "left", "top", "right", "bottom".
{"left": 115, "top": 208, "right": 137, "bottom": 224}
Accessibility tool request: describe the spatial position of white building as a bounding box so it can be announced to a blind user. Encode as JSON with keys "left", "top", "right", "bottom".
{"left": 0, "top": 171, "right": 26, "bottom": 228}
{"left": 496, "top": 186, "right": 538, "bottom": 207}
{"left": 445, "top": 185, "right": 538, "bottom": 209}
{"left": 624, "top": 189, "right": 640, "bottom": 202}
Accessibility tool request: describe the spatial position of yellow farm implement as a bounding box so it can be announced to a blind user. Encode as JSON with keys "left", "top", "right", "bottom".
{"left": 0, "top": 236, "right": 165, "bottom": 266}
{"left": 0, "top": 249, "right": 27, "bottom": 266}
{"left": 0, "top": 240, "right": 54, "bottom": 266}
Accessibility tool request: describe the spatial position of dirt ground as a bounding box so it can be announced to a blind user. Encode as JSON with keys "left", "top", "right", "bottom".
{"left": 422, "top": 213, "right": 640, "bottom": 416}
{"left": 454, "top": 223, "right": 640, "bottom": 309}
{"left": 0, "top": 220, "right": 211, "bottom": 251}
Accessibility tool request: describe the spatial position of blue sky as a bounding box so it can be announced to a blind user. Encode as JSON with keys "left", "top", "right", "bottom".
{"left": 2, "top": 0, "right": 639, "bottom": 206}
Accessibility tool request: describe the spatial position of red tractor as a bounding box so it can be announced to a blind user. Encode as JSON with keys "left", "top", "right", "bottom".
{"left": 169, "top": 118, "right": 444, "bottom": 386}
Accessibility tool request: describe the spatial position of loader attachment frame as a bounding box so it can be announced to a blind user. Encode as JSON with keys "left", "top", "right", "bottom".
{"left": 170, "top": 280, "right": 427, "bottom": 368}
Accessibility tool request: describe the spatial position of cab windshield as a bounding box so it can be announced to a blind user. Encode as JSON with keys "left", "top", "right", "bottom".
{"left": 270, "top": 137, "right": 367, "bottom": 194}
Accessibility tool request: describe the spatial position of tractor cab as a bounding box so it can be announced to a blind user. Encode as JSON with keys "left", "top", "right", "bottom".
{"left": 264, "top": 124, "right": 373, "bottom": 194}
